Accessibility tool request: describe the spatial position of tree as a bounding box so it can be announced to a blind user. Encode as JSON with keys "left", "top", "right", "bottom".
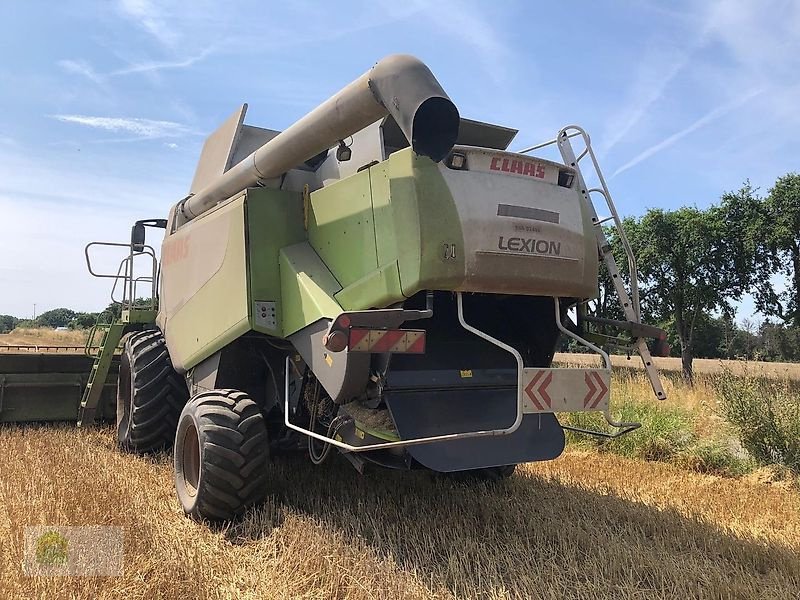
{"left": 756, "top": 173, "right": 800, "bottom": 327}
{"left": 757, "top": 321, "right": 800, "bottom": 362}
{"left": 35, "top": 308, "right": 77, "bottom": 329}
{"left": 0, "top": 314, "right": 19, "bottom": 333}
{"left": 588, "top": 227, "right": 626, "bottom": 322}
{"left": 70, "top": 312, "right": 99, "bottom": 329}
{"left": 624, "top": 203, "right": 751, "bottom": 383}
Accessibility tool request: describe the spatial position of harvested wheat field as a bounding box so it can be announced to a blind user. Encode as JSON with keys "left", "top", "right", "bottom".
{"left": 0, "top": 328, "right": 87, "bottom": 348}
{"left": 1, "top": 424, "right": 798, "bottom": 599}
{"left": 556, "top": 353, "right": 800, "bottom": 381}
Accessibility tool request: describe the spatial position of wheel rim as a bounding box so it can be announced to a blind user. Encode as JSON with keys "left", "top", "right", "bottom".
{"left": 181, "top": 422, "right": 201, "bottom": 496}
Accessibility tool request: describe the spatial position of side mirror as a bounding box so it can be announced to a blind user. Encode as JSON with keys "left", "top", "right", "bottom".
{"left": 131, "top": 223, "right": 146, "bottom": 251}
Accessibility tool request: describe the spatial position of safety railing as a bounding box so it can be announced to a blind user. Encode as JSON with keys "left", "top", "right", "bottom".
{"left": 84, "top": 242, "right": 158, "bottom": 312}
{"left": 518, "top": 125, "right": 641, "bottom": 321}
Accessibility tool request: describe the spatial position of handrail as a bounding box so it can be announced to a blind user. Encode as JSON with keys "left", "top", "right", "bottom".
{"left": 84, "top": 242, "right": 158, "bottom": 312}
{"left": 514, "top": 126, "right": 642, "bottom": 321}
{"left": 557, "top": 125, "right": 640, "bottom": 321}
{"left": 282, "top": 292, "right": 527, "bottom": 453}
{"left": 0, "top": 345, "right": 89, "bottom": 353}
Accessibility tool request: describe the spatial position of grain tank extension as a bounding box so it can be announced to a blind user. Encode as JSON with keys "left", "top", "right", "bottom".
{"left": 1, "top": 55, "right": 670, "bottom": 521}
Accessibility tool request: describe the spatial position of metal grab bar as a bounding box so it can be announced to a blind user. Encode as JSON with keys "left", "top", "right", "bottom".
{"left": 282, "top": 292, "right": 527, "bottom": 453}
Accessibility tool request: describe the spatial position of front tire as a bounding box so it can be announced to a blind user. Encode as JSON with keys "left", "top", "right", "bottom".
{"left": 174, "top": 389, "right": 270, "bottom": 521}
{"left": 117, "top": 329, "right": 188, "bottom": 453}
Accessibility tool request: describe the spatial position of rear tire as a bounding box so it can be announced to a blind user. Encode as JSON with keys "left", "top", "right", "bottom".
{"left": 174, "top": 389, "right": 270, "bottom": 521}
{"left": 117, "top": 329, "right": 188, "bottom": 453}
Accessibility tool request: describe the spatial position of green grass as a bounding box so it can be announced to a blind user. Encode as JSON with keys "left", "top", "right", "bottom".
{"left": 714, "top": 368, "right": 800, "bottom": 474}
{"left": 562, "top": 371, "right": 756, "bottom": 477}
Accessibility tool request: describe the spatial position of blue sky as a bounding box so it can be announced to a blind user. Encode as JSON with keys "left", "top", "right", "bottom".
{"left": 0, "top": 0, "right": 798, "bottom": 319}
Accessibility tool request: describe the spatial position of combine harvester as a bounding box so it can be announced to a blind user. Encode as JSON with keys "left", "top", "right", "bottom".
{"left": 0, "top": 55, "right": 669, "bottom": 520}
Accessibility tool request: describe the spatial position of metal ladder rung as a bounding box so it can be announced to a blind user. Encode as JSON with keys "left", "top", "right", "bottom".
{"left": 594, "top": 216, "right": 615, "bottom": 226}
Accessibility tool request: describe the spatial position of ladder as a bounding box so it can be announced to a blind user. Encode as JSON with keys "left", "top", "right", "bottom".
{"left": 77, "top": 308, "right": 159, "bottom": 426}
{"left": 77, "top": 320, "right": 125, "bottom": 426}
{"left": 79, "top": 227, "right": 163, "bottom": 426}
{"left": 520, "top": 126, "right": 666, "bottom": 401}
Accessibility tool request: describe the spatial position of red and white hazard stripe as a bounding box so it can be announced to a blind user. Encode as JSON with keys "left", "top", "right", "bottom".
{"left": 347, "top": 328, "right": 426, "bottom": 354}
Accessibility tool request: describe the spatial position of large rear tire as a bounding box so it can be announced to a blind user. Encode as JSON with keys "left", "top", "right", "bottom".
{"left": 117, "top": 329, "right": 188, "bottom": 453}
{"left": 174, "top": 389, "right": 270, "bottom": 521}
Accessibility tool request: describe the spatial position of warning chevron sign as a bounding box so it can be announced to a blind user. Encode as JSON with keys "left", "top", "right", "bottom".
{"left": 583, "top": 371, "right": 609, "bottom": 409}
{"left": 347, "top": 328, "right": 426, "bottom": 354}
{"left": 524, "top": 369, "right": 553, "bottom": 410}
{"left": 521, "top": 368, "right": 611, "bottom": 413}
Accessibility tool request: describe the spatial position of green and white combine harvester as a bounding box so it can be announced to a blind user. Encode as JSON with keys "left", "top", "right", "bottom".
{"left": 0, "top": 56, "right": 670, "bottom": 520}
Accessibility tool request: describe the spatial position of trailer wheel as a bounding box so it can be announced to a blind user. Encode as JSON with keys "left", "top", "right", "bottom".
{"left": 174, "top": 389, "right": 270, "bottom": 521}
{"left": 117, "top": 330, "right": 188, "bottom": 453}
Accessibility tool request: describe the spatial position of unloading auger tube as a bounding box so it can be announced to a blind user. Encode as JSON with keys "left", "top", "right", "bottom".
{"left": 175, "top": 54, "right": 460, "bottom": 225}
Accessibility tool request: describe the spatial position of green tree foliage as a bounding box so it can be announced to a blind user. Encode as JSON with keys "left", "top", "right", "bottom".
{"left": 624, "top": 200, "right": 751, "bottom": 383}
{"left": 755, "top": 173, "right": 800, "bottom": 327}
{"left": 35, "top": 308, "right": 77, "bottom": 329}
{"left": 753, "top": 321, "right": 800, "bottom": 362}
{"left": 70, "top": 312, "right": 99, "bottom": 329}
{"left": 0, "top": 314, "right": 19, "bottom": 333}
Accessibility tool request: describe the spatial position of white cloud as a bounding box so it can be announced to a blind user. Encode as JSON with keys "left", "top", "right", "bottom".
{"left": 57, "top": 59, "right": 106, "bottom": 86}
{"left": 111, "top": 48, "right": 214, "bottom": 76}
{"left": 612, "top": 88, "right": 763, "bottom": 177}
{"left": 164, "top": 142, "right": 178, "bottom": 149}
{"left": 605, "top": 0, "right": 800, "bottom": 179}
{"left": 601, "top": 44, "right": 698, "bottom": 156}
{"left": 600, "top": 9, "right": 715, "bottom": 156}
{"left": 50, "top": 115, "right": 194, "bottom": 140}
{"left": 117, "top": 0, "right": 179, "bottom": 47}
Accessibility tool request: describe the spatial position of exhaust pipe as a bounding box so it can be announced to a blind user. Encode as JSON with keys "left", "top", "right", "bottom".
{"left": 178, "top": 54, "right": 459, "bottom": 224}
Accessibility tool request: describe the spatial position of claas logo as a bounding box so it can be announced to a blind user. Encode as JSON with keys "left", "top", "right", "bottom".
{"left": 162, "top": 237, "right": 189, "bottom": 266}
{"left": 490, "top": 156, "right": 546, "bottom": 179}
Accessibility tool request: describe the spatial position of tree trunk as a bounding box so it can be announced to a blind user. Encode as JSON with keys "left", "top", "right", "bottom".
{"left": 680, "top": 344, "right": 694, "bottom": 385}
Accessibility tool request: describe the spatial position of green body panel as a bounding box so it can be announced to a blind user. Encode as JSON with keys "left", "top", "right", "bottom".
{"left": 308, "top": 169, "right": 378, "bottom": 288}
{"left": 334, "top": 261, "right": 404, "bottom": 310}
{"left": 303, "top": 148, "right": 465, "bottom": 313}
{"left": 382, "top": 149, "right": 465, "bottom": 297}
{"left": 161, "top": 189, "right": 307, "bottom": 369}
{"left": 121, "top": 309, "right": 157, "bottom": 325}
{"left": 279, "top": 242, "right": 343, "bottom": 336}
{"left": 246, "top": 188, "right": 307, "bottom": 337}
{"left": 160, "top": 196, "right": 251, "bottom": 371}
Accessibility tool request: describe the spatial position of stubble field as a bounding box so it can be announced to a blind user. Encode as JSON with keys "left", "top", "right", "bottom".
{"left": 1, "top": 331, "right": 798, "bottom": 598}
